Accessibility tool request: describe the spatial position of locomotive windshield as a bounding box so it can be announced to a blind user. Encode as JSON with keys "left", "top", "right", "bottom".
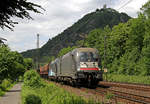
{"left": 79, "top": 52, "right": 98, "bottom": 62}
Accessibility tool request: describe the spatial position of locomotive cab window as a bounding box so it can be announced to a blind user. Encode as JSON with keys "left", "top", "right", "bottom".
{"left": 79, "top": 52, "right": 98, "bottom": 62}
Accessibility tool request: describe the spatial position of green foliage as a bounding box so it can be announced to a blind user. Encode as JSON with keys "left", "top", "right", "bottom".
{"left": 1, "top": 79, "right": 12, "bottom": 91}
{"left": 0, "top": 45, "right": 28, "bottom": 96}
{"left": 0, "top": 45, "right": 26, "bottom": 81}
{"left": 18, "top": 76, "right": 24, "bottom": 82}
{"left": 24, "top": 58, "right": 33, "bottom": 70}
{"left": 25, "top": 94, "right": 41, "bottom": 104}
{"left": 23, "top": 70, "right": 44, "bottom": 88}
{"left": 0, "top": 0, "right": 44, "bottom": 30}
{"left": 22, "top": 80, "right": 101, "bottom": 104}
{"left": 104, "top": 74, "right": 150, "bottom": 84}
{"left": 0, "top": 79, "right": 15, "bottom": 96}
{"left": 49, "top": 56, "right": 55, "bottom": 62}
{"left": 141, "top": 0, "right": 150, "bottom": 18}
{"left": 0, "top": 88, "right": 5, "bottom": 96}
{"left": 40, "top": 56, "right": 52, "bottom": 64}
{"left": 83, "top": 13, "right": 150, "bottom": 76}
{"left": 58, "top": 46, "right": 77, "bottom": 57}
{"left": 22, "top": 72, "right": 101, "bottom": 104}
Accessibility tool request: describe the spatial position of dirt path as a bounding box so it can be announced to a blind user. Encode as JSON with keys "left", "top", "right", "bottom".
{"left": 0, "top": 83, "right": 22, "bottom": 104}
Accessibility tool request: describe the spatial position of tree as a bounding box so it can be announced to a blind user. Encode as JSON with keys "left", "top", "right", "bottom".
{"left": 57, "top": 46, "right": 77, "bottom": 57}
{"left": 84, "top": 26, "right": 111, "bottom": 68}
{"left": 24, "top": 58, "right": 33, "bottom": 70}
{"left": 0, "top": 45, "right": 26, "bottom": 81}
{"left": 141, "top": 0, "right": 150, "bottom": 18}
{"left": 138, "top": 18, "right": 150, "bottom": 75}
{"left": 0, "top": 0, "right": 44, "bottom": 30}
{"left": 83, "top": 14, "right": 150, "bottom": 76}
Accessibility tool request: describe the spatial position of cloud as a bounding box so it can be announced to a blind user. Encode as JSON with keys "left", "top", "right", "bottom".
{"left": 114, "top": 0, "right": 148, "bottom": 17}
{"left": 0, "top": 0, "right": 148, "bottom": 52}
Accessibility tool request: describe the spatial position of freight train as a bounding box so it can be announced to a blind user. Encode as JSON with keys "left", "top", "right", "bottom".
{"left": 40, "top": 48, "right": 103, "bottom": 87}
{"left": 40, "top": 63, "right": 49, "bottom": 78}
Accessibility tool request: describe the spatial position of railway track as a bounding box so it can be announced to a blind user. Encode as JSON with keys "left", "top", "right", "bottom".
{"left": 99, "top": 81, "right": 150, "bottom": 92}
{"left": 47, "top": 80, "right": 150, "bottom": 104}
{"left": 97, "top": 81, "right": 150, "bottom": 104}
{"left": 96, "top": 87, "right": 150, "bottom": 104}
{"left": 80, "top": 86, "right": 150, "bottom": 104}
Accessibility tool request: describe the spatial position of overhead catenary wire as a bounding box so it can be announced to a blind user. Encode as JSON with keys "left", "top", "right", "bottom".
{"left": 117, "top": 0, "right": 133, "bottom": 10}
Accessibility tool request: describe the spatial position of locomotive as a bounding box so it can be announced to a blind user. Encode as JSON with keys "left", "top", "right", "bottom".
{"left": 40, "top": 48, "right": 103, "bottom": 87}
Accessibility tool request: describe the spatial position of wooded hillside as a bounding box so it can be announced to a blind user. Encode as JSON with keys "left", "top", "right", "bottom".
{"left": 22, "top": 8, "right": 131, "bottom": 63}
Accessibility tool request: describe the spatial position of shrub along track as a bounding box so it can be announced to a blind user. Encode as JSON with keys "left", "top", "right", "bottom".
{"left": 47, "top": 80, "right": 103, "bottom": 102}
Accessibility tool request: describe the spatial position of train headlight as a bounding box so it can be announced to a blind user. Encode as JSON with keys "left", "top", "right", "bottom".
{"left": 98, "top": 68, "right": 101, "bottom": 70}
{"left": 77, "top": 68, "right": 80, "bottom": 71}
{"left": 103, "top": 68, "right": 108, "bottom": 72}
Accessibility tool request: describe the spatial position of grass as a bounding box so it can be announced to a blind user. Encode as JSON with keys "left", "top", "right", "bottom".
{"left": 21, "top": 80, "right": 102, "bottom": 104}
{"left": 103, "top": 73, "right": 150, "bottom": 84}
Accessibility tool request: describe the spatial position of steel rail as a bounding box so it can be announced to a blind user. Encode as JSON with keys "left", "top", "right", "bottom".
{"left": 99, "top": 81, "right": 150, "bottom": 92}
{"left": 96, "top": 87, "right": 150, "bottom": 104}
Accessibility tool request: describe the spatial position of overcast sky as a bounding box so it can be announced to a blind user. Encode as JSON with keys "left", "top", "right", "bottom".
{"left": 0, "top": 0, "right": 148, "bottom": 52}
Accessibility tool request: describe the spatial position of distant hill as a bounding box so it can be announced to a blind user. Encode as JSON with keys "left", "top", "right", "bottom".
{"left": 21, "top": 8, "right": 131, "bottom": 62}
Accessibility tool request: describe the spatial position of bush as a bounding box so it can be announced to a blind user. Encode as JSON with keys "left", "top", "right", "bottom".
{"left": 1, "top": 79, "right": 12, "bottom": 91}
{"left": 24, "top": 70, "right": 44, "bottom": 88}
{"left": 25, "top": 94, "right": 41, "bottom": 104}
{"left": 104, "top": 74, "right": 150, "bottom": 84}
{"left": 0, "top": 88, "right": 5, "bottom": 96}
{"left": 18, "top": 76, "right": 23, "bottom": 82}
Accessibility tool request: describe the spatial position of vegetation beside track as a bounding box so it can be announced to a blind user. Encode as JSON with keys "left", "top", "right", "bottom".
{"left": 103, "top": 74, "right": 150, "bottom": 84}
{"left": 22, "top": 70, "right": 101, "bottom": 104}
{"left": 0, "top": 44, "right": 33, "bottom": 97}
{"left": 0, "top": 79, "right": 17, "bottom": 96}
